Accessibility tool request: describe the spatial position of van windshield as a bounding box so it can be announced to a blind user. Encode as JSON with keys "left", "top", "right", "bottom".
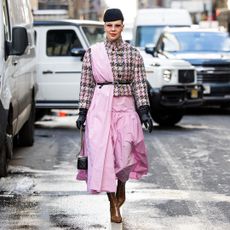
{"left": 135, "top": 26, "right": 165, "bottom": 47}
{"left": 82, "top": 26, "right": 105, "bottom": 45}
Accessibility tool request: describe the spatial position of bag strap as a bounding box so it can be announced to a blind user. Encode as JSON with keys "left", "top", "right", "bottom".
{"left": 80, "top": 127, "right": 84, "bottom": 151}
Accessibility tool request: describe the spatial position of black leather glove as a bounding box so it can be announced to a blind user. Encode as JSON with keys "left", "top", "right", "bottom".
{"left": 138, "top": 105, "right": 153, "bottom": 133}
{"left": 76, "top": 108, "right": 88, "bottom": 130}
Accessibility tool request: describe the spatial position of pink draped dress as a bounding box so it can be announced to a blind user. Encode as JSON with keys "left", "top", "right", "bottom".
{"left": 77, "top": 42, "right": 148, "bottom": 193}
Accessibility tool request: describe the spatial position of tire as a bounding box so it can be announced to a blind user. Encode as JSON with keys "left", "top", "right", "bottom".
{"left": 0, "top": 137, "right": 8, "bottom": 177}
{"left": 151, "top": 110, "right": 183, "bottom": 127}
{"left": 17, "top": 99, "right": 35, "bottom": 147}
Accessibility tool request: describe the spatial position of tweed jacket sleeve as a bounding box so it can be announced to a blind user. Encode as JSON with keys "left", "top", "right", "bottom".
{"left": 131, "top": 50, "right": 150, "bottom": 108}
{"left": 78, "top": 48, "right": 96, "bottom": 109}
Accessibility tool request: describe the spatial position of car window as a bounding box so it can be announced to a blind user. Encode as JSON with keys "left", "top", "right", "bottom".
{"left": 162, "top": 33, "right": 180, "bottom": 52}
{"left": 136, "top": 26, "right": 165, "bottom": 47}
{"left": 81, "top": 26, "right": 104, "bottom": 45}
{"left": 46, "top": 29, "right": 82, "bottom": 56}
{"left": 173, "top": 32, "right": 230, "bottom": 52}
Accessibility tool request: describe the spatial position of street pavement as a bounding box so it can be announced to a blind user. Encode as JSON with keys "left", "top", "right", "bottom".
{"left": 0, "top": 109, "right": 230, "bottom": 229}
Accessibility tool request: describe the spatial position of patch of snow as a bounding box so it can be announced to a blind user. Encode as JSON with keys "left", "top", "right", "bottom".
{"left": 0, "top": 176, "right": 34, "bottom": 195}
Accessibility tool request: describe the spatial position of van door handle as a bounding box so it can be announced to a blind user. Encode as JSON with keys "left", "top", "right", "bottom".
{"left": 42, "top": 70, "right": 53, "bottom": 74}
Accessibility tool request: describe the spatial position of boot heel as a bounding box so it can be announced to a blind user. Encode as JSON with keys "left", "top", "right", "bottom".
{"left": 107, "top": 192, "right": 122, "bottom": 223}
{"left": 110, "top": 205, "right": 122, "bottom": 223}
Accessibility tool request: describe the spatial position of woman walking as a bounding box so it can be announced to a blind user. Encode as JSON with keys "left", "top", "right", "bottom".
{"left": 76, "top": 8, "right": 153, "bottom": 223}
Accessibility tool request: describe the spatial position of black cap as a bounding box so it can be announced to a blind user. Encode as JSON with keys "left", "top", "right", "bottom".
{"left": 103, "top": 8, "right": 124, "bottom": 22}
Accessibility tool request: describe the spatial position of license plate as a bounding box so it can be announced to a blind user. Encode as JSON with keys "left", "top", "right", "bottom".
{"left": 203, "top": 85, "right": 211, "bottom": 94}
{"left": 191, "top": 89, "right": 198, "bottom": 98}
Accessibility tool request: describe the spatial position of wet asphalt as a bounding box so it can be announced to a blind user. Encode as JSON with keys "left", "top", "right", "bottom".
{"left": 0, "top": 107, "right": 230, "bottom": 229}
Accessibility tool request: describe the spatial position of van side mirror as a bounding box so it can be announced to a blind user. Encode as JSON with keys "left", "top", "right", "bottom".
{"left": 8, "top": 27, "right": 28, "bottom": 56}
{"left": 71, "top": 48, "right": 86, "bottom": 57}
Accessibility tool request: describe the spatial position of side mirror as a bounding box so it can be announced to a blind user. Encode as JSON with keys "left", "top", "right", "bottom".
{"left": 8, "top": 27, "right": 28, "bottom": 56}
{"left": 145, "top": 44, "right": 154, "bottom": 55}
{"left": 71, "top": 48, "right": 86, "bottom": 57}
{"left": 145, "top": 44, "right": 158, "bottom": 57}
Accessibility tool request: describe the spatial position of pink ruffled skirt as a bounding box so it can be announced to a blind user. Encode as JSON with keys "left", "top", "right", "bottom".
{"left": 76, "top": 96, "right": 148, "bottom": 193}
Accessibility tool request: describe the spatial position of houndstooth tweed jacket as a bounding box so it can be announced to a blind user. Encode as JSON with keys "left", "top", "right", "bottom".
{"left": 79, "top": 38, "right": 150, "bottom": 109}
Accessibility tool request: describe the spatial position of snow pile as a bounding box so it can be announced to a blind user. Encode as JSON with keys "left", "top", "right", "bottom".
{"left": 14, "top": 177, "right": 35, "bottom": 194}
{"left": 0, "top": 176, "right": 35, "bottom": 195}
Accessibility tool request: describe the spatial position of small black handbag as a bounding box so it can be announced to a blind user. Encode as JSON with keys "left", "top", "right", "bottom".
{"left": 77, "top": 155, "right": 88, "bottom": 170}
{"left": 77, "top": 127, "right": 88, "bottom": 170}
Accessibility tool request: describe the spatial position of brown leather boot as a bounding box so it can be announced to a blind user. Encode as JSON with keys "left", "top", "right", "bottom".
{"left": 116, "top": 180, "right": 126, "bottom": 208}
{"left": 107, "top": 192, "right": 122, "bottom": 223}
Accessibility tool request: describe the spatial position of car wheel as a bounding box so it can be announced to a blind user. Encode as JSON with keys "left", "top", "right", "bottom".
{"left": 17, "top": 99, "right": 35, "bottom": 146}
{"left": 151, "top": 110, "right": 183, "bottom": 127}
{"left": 0, "top": 137, "right": 8, "bottom": 177}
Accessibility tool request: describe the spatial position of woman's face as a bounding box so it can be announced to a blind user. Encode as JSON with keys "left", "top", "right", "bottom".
{"left": 104, "top": 20, "right": 124, "bottom": 42}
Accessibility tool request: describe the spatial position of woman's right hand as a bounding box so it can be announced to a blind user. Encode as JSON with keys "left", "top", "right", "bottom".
{"left": 76, "top": 108, "right": 88, "bottom": 129}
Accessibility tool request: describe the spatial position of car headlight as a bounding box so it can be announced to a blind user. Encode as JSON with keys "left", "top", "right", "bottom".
{"left": 163, "top": 69, "right": 172, "bottom": 82}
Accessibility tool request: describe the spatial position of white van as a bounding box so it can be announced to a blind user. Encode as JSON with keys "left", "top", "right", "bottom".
{"left": 133, "top": 8, "right": 192, "bottom": 47}
{"left": 0, "top": 0, "right": 36, "bottom": 177}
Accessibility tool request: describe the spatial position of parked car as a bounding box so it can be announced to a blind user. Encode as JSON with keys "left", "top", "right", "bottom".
{"left": 142, "top": 49, "right": 203, "bottom": 126}
{"left": 131, "top": 8, "right": 203, "bottom": 126}
{"left": 151, "top": 27, "right": 230, "bottom": 107}
{"left": 34, "top": 20, "right": 104, "bottom": 120}
{"left": 0, "top": 0, "right": 37, "bottom": 177}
